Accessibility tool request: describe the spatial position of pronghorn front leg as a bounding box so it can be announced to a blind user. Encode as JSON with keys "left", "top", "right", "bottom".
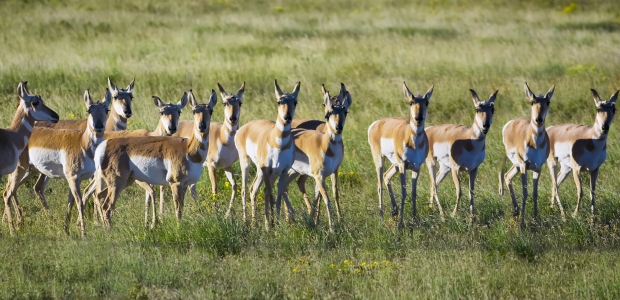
{"left": 433, "top": 164, "right": 450, "bottom": 213}
{"left": 531, "top": 170, "right": 541, "bottom": 222}
{"left": 572, "top": 168, "right": 584, "bottom": 217}
{"left": 398, "top": 165, "right": 407, "bottom": 229}
{"left": 589, "top": 168, "right": 599, "bottom": 217}
{"left": 426, "top": 158, "right": 437, "bottom": 208}
{"left": 373, "top": 156, "right": 385, "bottom": 218}
{"left": 249, "top": 168, "right": 264, "bottom": 224}
{"left": 276, "top": 171, "right": 295, "bottom": 222}
{"left": 383, "top": 165, "right": 399, "bottom": 217}
{"left": 136, "top": 181, "right": 156, "bottom": 228}
{"left": 295, "top": 175, "right": 312, "bottom": 215}
{"left": 554, "top": 165, "right": 571, "bottom": 220}
{"left": 224, "top": 167, "right": 238, "bottom": 218}
{"left": 547, "top": 158, "right": 559, "bottom": 208}
{"left": 314, "top": 175, "right": 333, "bottom": 232}
{"left": 467, "top": 168, "right": 478, "bottom": 218}
{"left": 410, "top": 169, "right": 420, "bottom": 222}
{"left": 238, "top": 156, "right": 251, "bottom": 222}
{"left": 450, "top": 168, "right": 462, "bottom": 218}
{"left": 170, "top": 183, "right": 187, "bottom": 222}
{"left": 504, "top": 164, "right": 520, "bottom": 216}
{"left": 3, "top": 165, "right": 30, "bottom": 235}
{"left": 65, "top": 176, "right": 86, "bottom": 237}
{"left": 331, "top": 171, "right": 341, "bottom": 221}
{"left": 428, "top": 165, "right": 444, "bottom": 220}
{"left": 261, "top": 169, "right": 274, "bottom": 230}
{"left": 519, "top": 167, "right": 528, "bottom": 229}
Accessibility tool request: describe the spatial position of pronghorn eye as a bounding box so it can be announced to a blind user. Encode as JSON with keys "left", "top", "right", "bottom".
{"left": 32, "top": 100, "right": 40, "bottom": 106}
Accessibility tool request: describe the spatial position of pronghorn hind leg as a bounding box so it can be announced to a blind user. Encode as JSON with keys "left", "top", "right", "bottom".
{"left": 450, "top": 168, "right": 462, "bottom": 218}
{"left": 207, "top": 164, "right": 217, "bottom": 196}
{"left": 554, "top": 164, "right": 571, "bottom": 220}
{"left": 2, "top": 165, "right": 29, "bottom": 235}
{"left": 136, "top": 181, "right": 156, "bottom": 228}
{"left": 589, "top": 168, "right": 599, "bottom": 217}
{"left": 276, "top": 171, "right": 295, "bottom": 222}
{"left": 397, "top": 166, "right": 407, "bottom": 230}
{"left": 547, "top": 158, "right": 559, "bottom": 208}
{"left": 572, "top": 168, "right": 583, "bottom": 218}
{"left": 296, "top": 175, "right": 311, "bottom": 215}
{"left": 66, "top": 176, "right": 86, "bottom": 237}
{"left": 224, "top": 167, "right": 237, "bottom": 218}
{"left": 372, "top": 154, "right": 385, "bottom": 218}
{"left": 249, "top": 168, "right": 264, "bottom": 225}
{"left": 425, "top": 158, "right": 437, "bottom": 208}
{"left": 433, "top": 164, "right": 450, "bottom": 214}
{"left": 383, "top": 165, "right": 399, "bottom": 217}
{"left": 410, "top": 169, "right": 420, "bottom": 223}
{"left": 314, "top": 175, "right": 333, "bottom": 232}
{"left": 504, "top": 164, "right": 520, "bottom": 217}
{"left": 532, "top": 170, "right": 541, "bottom": 223}
{"left": 519, "top": 168, "right": 528, "bottom": 229}
{"left": 238, "top": 156, "right": 250, "bottom": 223}
{"left": 330, "top": 171, "right": 342, "bottom": 221}
{"left": 467, "top": 168, "right": 478, "bottom": 221}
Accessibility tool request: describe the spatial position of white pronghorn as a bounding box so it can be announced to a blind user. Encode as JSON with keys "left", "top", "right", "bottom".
{"left": 499, "top": 82, "right": 554, "bottom": 228}
{"left": 94, "top": 90, "right": 216, "bottom": 228}
{"left": 368, "top": 82, "right": 443, "bottom": 227}
{"left": 547, "top": 88, "right": 618, "bottom": 218}
{"left": 83, "top": 93, "right": 188, "bottom": 226}
{"left": 3, "top": 89, "right": 110, "bottom": 236}
{"left": 279, "top": 83, "right": 352, "bottom": 231}
{"left": 235, "top": 80, "right": 299, "bottom": 229}
{"left": 0, "top": 82, "right": 59, "bottom": 177}
{"left": 36, "top": 77, "right": 134, "bottom": 131}
{"left": 173, "top": 82, "right": 244, "bottom": 218}
{"left": 425, "top": 89, "right": 498, "bottom": 219}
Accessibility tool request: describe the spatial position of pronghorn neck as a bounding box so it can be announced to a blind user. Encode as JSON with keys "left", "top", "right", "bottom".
{"left": 153, "top": 120, "right": 168, "bottom": 136}
{"left": 325, "top": 120, "right": 342, "bottom": 143}
{"left": 471, "top": 115, "right": 486, "bottom": 140}
{"left": 592, "top": 115, "right": 608, "bottom": 140}
{"left": 408, "top": 120, "right": 425, "bottom": 146}
{"left": 186, "top": 125, "right": 210, "bottom": 163}
{"left": 7, "top": 106, "right": 35, "bottom": 151}
{"left": 529, "top": 118, "right": 546, "bottom": 146}
{"left": 82, "top": 121, "right": 104, "bottom": 158}
{"left": 223, "top": 118, "right": 238, "bottom": 136}
{"left": 107, "top": 108, "right": 127, "bottom": 131}
{"left": 274, "top": 115, "right": 292, "bottom": 146}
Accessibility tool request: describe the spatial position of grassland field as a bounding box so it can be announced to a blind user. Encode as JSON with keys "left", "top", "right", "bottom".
{"left": 1, "top": 0, "right": 620, "bottom": 298}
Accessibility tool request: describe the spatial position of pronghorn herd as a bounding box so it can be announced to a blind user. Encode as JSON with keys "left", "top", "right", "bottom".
{"left": 0, "top": 78, "right": 617, "bottom": 235}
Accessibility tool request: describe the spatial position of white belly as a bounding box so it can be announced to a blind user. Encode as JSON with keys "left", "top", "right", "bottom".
{"left": 210, "top": 140, "right": 239, "bottom": 169}
{"left": 380, "top": 138, "right": 398, "bottom": 165}
{"left": 433, "top": 142, "right": 451, "bottom": 166}
{"left": 129, "top": 156, "right": 169, "bottom": 185}
{"left": 29, "top": 148, "right": 67, "bottom": 178}
{"left": 553, "top": 141, "right": 573, "bottom": 165}
{"left": 181, "top": 162, "right": 204, "bottom": 186}
{"left": 267, "top": 145, "right": 294, "bottom": 173}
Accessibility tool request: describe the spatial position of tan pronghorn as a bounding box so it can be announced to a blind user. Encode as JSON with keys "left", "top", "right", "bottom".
{"left": 172, "top": 82, "right": 244, "bottom": 218}
{"left": 3, "top": 89, "right": 110, "bottom": 236}
{"left": 425, "top": 89, "right": 498, "bottom": 219}
{"left": 82, "top": 93, "right": 188, "bottom": 226}
{"left": 547, "top": 88, "right": 618, "bottom": 218}
{"left": 0, "top": 82, "right": 59, "bottom": 177}
{"left": 499, "top": 82, "right": 554, "bottom": 228}
{"left": 279, "top": 83, "right": 352, "bottom": 231}
{"left": 94, "top": 90, "right": 216, "bottom": 228}
{"left": 36, "top": 77, "right": 134, "bottom": 131}
{"left": 368, "top": 82, "right": 442, "bottom": 228}
{"left": 235, "top": 80, "right": 299, "bottom": 229}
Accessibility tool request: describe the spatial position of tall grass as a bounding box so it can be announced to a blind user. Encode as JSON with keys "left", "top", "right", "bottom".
{"left": 1, "top": 0, "right": 620, "bottom": 298}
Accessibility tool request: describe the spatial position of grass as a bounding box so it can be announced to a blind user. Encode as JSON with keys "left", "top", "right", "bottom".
{"left": 2, "top": 0, "right": 620, "bottom": 298}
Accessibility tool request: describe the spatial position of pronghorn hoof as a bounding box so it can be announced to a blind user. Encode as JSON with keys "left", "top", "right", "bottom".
{"left": 512, "top": 208, "right": 520, "bottom": 217}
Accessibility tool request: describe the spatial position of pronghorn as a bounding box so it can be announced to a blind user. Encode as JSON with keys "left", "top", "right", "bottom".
{"left": 499, "top": 82, "right": 554, "bottom": 227}
{"left": 94, "top": 90, "right": 216, "bottom": 228}
{"left": 279, "top": 83, "right": 352, "bottom": 231}
{"left": 36, "top": 77, "right": 134, "bottom": 132}
{"left": 547, "top": 88, "right": 618, "bottom": 218}
{"left": 425, "top": 89, "right": 498, "bottom": 219}
{"left": 235, "top": 80, "right": 299, "bottom": 229}
{"left": 3, "top": 89, "right": 110, "bottom": 236}
{"left": 0, "top": 82, "right": 59, "bottom": 177}
{"left": 82, "top": 93, "right": 188, "bottom": 226}
{"left": 172, "top": 82, "right": 244, "bottom": 218}
{"left": 368, "top": 82, "right": 442, "bottom": 228}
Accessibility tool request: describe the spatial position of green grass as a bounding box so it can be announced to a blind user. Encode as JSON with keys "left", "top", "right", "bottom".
{"left": 2, "top": 0, "right": 620, "bottom": 298}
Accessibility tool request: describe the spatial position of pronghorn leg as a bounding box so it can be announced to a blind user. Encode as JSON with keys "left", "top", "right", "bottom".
{"left": 547, "top": 158, "right": 559, "bottom": 208}
{"left": 296, "top": 175, "right": 311, "bottom": 215}
{"left": 101, "top": 177, "right": 129, "bottom": 229}
{"left": 589, "top": 168, "right": 599, "bottom": 217}
{"left": 5, "top": 166, "right": 33, "bottom": 228}
{"left": 554, "top": 164, "right": 572, "bottom": 220}
{"left": 433, "top": 163, "right": 451, "bottom": 213}
{"left": 66, "top": 176, "right": 86, "bottom": 237}
{"left": 383, "top": 165, "right": 399, "bottom": 217}
{"left": 519, "top": 169, "right": 528, "bottom": 229}
{"left": 82, "top": 179, "right": 95, "bottom": 215}
{"left": 207, "top": 164, "right": 217, "bottom": 196}
{"left": 532, "top": 170, "right": 541, "bottom": 222}
{"left": 224, "top": 167, "right": 238, "bottom": 217}
{"left": 372, "top": 155, "right": 385, "bottom": 218}
{"left": 314, "top": 175, "right": 333, "bottom": 232}
{"left": 467, "top": 168, "right": 478, "bottom": 219}
{"left": 159, "top": 186, "right": 165, "bottom": 219}
{"left": 261, "top": 169, "right": 273, "bottom": 230}
{"left": 313, "top": 181, "right": 322, "bottom": 225}
{"left": 136, "top": 181, "right": 156, "bottom": 228}
{"left": 397, "top": 166, "right": 407, "bottom": 229}
{"left": 33, "top": 173, "right": 51, "bottom": 211}
{"left": 450, "top": 168, "right": 462, "bottom": 218}
{"left": 189, "top": 183, "right": 199, "bottom": 202}
{"left": 249, "top": 168, "right": 264, "bottom": 224}
{"left": 410, "top": 169, "right": 419, "bottom": 222}
{"left": 276, "top": 171, "right": 295, "bottom": 222}
{"left": 239, "top": 156, "right": 250, "bottom": 223}
{"left": 331, "top": 171, "right": 342, "bottom": 221}
{"left": 426, "top": 158, "right": 437, "bottom": 208}
{"left": 504, "top": 164, "right": 520, "bottom": 216}
{"left": 170, "top": 184, "right": 187, "bottom": 222}
{"left": 3, "top": 165, "right": 29, "bottom": 235}
{"left": 572, "top": 168, "right": 584, "bottom": 217}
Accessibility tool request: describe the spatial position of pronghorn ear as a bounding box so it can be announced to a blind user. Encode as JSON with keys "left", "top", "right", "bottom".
{"left": 274, "top": 79, "right": 283, "bottom": 99}
{"left": 524, "top": 82, "right": 535, "bottom": 101}
{"left": 402, "top": 81, "right": 413, "bottom": 100}
{"left": 545, "top": 84, "right": 555, "bottom": 100}
{"left": 84, "top": 89, "right": 94, "bottom": 108}
{"left": 237, "top": 81, "right": 245, "bottom": 99}
{"left": 609, "top": 90, "right": 620, "bottom": 104}
{"left": 107, "top": 77, "right": 118, "bottom": 93}
{"left": 217, "top": 83, "right": 228, "bottom": 100}
{"left": 17, "top": 81, "right": 28, "bottom": 100}
{"left": 178, "top": 91, "right": 189, "bottom": 109}
{"left": 153, "top": 96, "right": 165, "bottom": 108}
{"left": 322, "top": 84, "right": 332, "bottom": 108}
{"left": 469, "top": 89, "right": 481, "bottom": 108}
{"left": 343, "top": 91, "right": 353, "bottom": 110}
{"left": 126, "top": 78, "right": 135, "bottom": 93}
{"left": 424, "top": 85, "right": 434, "bottom": 101}
{"left": 487, "top": 90, "right": 499, "bottom": 105}
{"left": 291, "top": 81, "right": 301, "bottom": 98}
{"left": 591, "top": 89, "right": 602, "bottom": 107}
{"left": 187, "top": 90, "right": 198, "bottom": 108}
{"left": 338, "top": 83, "right": 347, "bottom": 103}
{"left": 103, "top": 88, "right": 112, "bottom": 110}
{"left": 208, "top": 89, "right": 218, "bottom": 109}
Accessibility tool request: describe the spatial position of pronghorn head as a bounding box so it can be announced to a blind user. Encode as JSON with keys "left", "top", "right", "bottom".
{"left": 152, "top": 93, "right": 188, "bottom": 136}
{"left": 84, "top": 88, "right": 112, "bottom": 133}
{"left": 471, "top": 89, "right": 498, "bottom": 134}
{"left": 403, "top": 81, "right": 433, "bottom": 128}
{"left": 524, "top": 82, "right": 554, "bottom": 127}
{"left": 274, "top": 79, "right": 300, "bottom": 125}
{"left": 218, "top": 82, "right": 244, "bottom": 126}
{"left": 592, "top": 88, "right": 619, "bottom": 135}
{"left": 107, "top": 77, "right": 135, "bottom": 118}
{"left": 189, "top": 89, "right": 217, "bottom": 138}
{"left": 16, "top": 81, "right": 59, "bottom": 122}
{"left": 322, "top": 83, "right": 352, "bottom": 135}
